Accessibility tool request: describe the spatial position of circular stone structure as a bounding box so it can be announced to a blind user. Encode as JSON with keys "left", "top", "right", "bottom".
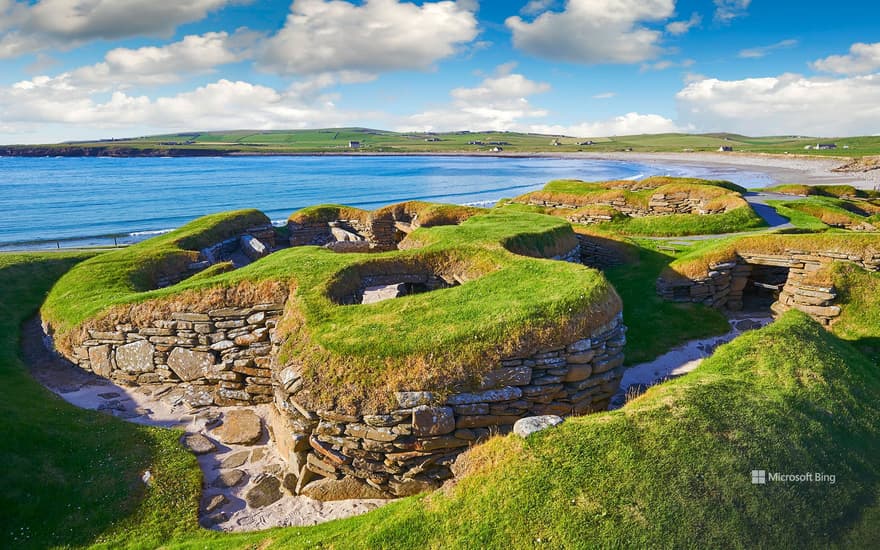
{"left": 41, "top": 202, "right": 626, "bottom": 499}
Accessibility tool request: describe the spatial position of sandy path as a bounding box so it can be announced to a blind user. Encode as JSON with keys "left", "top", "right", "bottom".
{"left": 610, "top": 314, "right": 773, "bottom": 409}
{"left": 21, "top": 318, "right": 388, "bottom": 532}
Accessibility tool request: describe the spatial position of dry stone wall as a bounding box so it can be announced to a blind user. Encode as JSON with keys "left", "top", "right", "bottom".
{"left": 53, "top": 302, "right": 286, "bottom": 407}
{"left": 526, "top": 189, "right": 737, "bottom": 222}
{"left": 657, "top": 248, "right": 880, "bottom": 325}
{"left": 269, "top": 313, "right": 626, "bottom": 498}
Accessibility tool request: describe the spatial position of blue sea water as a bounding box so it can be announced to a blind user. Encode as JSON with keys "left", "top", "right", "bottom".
{"left": 0, "top": 155, "right": 776, "bottom": 250}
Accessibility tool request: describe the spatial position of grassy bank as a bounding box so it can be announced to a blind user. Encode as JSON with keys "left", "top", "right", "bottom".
{"left": 4, "top": 249, "right": 880, "bottom": 548}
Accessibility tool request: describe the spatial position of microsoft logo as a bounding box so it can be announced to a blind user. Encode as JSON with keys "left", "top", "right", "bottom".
{"left": 751, "top": 470, "right": 767, "bottom": 484}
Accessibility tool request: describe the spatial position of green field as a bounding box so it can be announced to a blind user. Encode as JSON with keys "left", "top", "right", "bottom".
{"left": 6, "top": 128, "right": 880, "bottom": 157}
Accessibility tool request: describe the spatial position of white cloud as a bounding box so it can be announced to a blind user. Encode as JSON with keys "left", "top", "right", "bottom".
{"left": 259, "top": 0, "right": 478, "bottom": 76}
{"left": 676, "top": 73, "right": 880, "bottom": 135}
{"left": 70, "top": 31, "right": 258, "bottom": 86}
{"left": 812, "top": 42, "right": 880, "bottom": 75}
{"left": 738, "top": 39, "right": 798, "bottom": 59}
{"left": 714, "top": 0, "right": 750, "bottom": 22}
{"left": 0, "top": 76, "right": 365, "bottom": 139}
{"left": 666, "top": 12, "right": 701, "bottom": 36}
{"left": 0, "top": 0, "right": 240, "bottom": 58}
{"left": 530, "top": 112, "right": 680, "bottom": 137}
{"left": 506, "top": 0, "right": 675, "bottom": 64}
{"left": 398, "top": 65, "right": 550, "bottom": 132}
{"left": 641, "top": 58, "right": 694, "bottom": 72}
{"left": 592, "top": 92, "right": 616, "bottom": 99}
{"left": 521, "top": 0, "right": 555, "bottom": 15}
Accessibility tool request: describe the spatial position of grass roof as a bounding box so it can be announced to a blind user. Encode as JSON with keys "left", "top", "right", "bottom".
{"left": 42, "top": 206, "right": 619, "bottom": 411}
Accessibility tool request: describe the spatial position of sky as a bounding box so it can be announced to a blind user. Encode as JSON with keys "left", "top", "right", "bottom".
{"left": 0, "top": 0, "right": 879, "bottom": 143}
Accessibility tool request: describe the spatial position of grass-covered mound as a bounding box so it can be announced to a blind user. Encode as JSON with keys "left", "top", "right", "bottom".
{"left": 511, "top": 177, "right": 766, "bottom": 236}
{"left": 766, "top": 196, "right": 880, "bottom": 230}
{"left": 173, "top": 312, "right": 880, "bottom": 547}
{"left": 663, "top": 232, "right": 880, "bottom": 281}
{"left": 765, "top": 183, "right": 880, "bottom": 199}
{"left": 42, "top": 206, "right": 620, "bottom": 411}
{"left": 0, "top": 253, "right": 202, "bottom": 549}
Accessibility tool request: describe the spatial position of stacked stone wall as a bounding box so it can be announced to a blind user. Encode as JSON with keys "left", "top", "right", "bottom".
{"left": 52, "top": 303, "right": 285, "bottom": 407}
{"left": 270, "top": 313, "right": 626, "bottom": 498}
{"left": 656, "top": 249, "right": 880, "bottom": 325}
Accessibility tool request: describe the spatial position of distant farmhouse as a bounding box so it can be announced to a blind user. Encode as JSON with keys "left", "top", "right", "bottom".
{"left": 424, "top": 137, "right": 441, "bottom": 142}
{"left": 804, "top": 143, "right": 838, "bottom": 150}
{"left": 491, "top": 146, "right": 504, "bottom": 152}
{"left": 348, "top": 141, "right": 361, "bottom": 149}
{"left": 578, "top": 140, "right": 595, "bottom": 146}
{"left": 718, "top": 146, "right": 734, "bottom": 152}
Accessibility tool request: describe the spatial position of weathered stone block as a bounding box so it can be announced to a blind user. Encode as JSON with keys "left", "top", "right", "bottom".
{"left": 87, "top": 344, "right": 113, "bottom": 377}
{"left": 114, "top": 340, "right": 154, "bottom": 373}
{"left": 167, "top": 347, "right": 215, "bottom": 382}
{"left": 445, "top": 386, "right": 522, "bottom": 405}
{"left": 411, "top": 406, "right": 455, "bottom": 436}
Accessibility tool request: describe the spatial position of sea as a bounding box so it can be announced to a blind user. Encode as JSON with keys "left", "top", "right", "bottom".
{"left": 0, "top": 155, "right": 776, "bottom": 251}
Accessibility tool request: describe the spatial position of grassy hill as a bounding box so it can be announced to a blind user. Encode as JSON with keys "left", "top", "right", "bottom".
{"left": 4, "top": 128, "right": 880, "bottom": 157}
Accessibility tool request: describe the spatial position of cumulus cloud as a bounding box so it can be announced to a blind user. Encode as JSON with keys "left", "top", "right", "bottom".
{"left": 521, "top": 0, "right": 556, "bottom": 15}
{"left": 259, "top": 0, "right": 479, "bottom": 76}
{"left": 530, "top": 112, "right": 680, "bottom": 137}
{"left": 676, "top": 73, "right": 880, "bottom": 135}
{"left": 70, "top": 31, "right": 259, "bottom": 86}
{"left": 506, "top": 0, "right": 675, "bottom": 64}
{"left": 812, "top": 42, "right": 880, "bottom": 75}
{"left": 0, "top": 76, "right": 365, "bottom": 139}
{"left": 0, "top": 0, "right": 240, "bottom": 58}
{"left": 592, "top": 92, "right": 616, "bottom": 99}
{"left": 398, "top": 65, "right": 550, "bottom": 132}
{"left": 714, "top": 0, "right": 750, "bottom": 22}
{"left": 738, "top": 39, "right": 798, "bottom": 59}
{"left": 666, "top": 12, "right": 701, "bottom": 36}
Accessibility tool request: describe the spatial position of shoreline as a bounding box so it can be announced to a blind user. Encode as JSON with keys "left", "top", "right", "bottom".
{"left": 4, "top": 148, "right": 875, "bottom": 187}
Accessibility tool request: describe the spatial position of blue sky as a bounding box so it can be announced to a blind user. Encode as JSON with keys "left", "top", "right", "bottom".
{"left": 0, "top": 0, "right": 878, "bottom": 143}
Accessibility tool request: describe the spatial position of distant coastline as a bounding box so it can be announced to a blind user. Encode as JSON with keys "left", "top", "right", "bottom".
{"left": 2, "top": 145, "right": 875, "bottom": 187}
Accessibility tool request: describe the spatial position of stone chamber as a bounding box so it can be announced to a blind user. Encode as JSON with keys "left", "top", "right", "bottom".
{"left": 40, "top": 204, "right": 629, "bottom": 503}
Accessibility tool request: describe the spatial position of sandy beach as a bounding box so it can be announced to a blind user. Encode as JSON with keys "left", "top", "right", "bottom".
{"left": 541, "top": 151, "right": 880, "bottom": 189}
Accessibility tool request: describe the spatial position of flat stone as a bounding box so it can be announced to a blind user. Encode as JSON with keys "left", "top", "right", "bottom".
{"left": 205, "top": 494, "right": 228, "bottom": 513}
{"left": 389, "top": 479, "right": 436, "bottom": 497}
{"left": 212, "top": 469, "right": 245, "bottom": 488}
{"left": 114, "top": 340, "right": 154, "bottom": 373}
{"left": 513, "top": 415, "right": 564, "bottom": 438}
{"left": 245, "top": 475, "right": 282, "bottom": 508}
{"left": 300, "top": 477, "right": 389, "bottom": 501}
{"left": 211, "top": 409, "right": 263, "bottom": 445}
{"left": 167, "top": 347, "right": 215, "bottom": 382}
{"left": 445, "top": 386, "right": 522, "bottom": 406}
{"left": 395, "top": 391, "right": 437, "bottom": 408}
{"left": 478, "top": 366, "right": 532, "bottom": 389}
{"left": 182, "top": 433, "right": 216, "bottom": 455}
{"left": 216, "top": 450, "right": 250, "bottom": 469}
{"left": 411, "top": 406, "right": 455, "bottom": 437}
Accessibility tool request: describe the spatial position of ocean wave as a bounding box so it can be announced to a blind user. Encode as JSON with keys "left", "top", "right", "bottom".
{"left": 128, "top": 228, "right": 174, "bottom": 237}
{"left": 462, "top": 200, "right": 498, "bottom": 207}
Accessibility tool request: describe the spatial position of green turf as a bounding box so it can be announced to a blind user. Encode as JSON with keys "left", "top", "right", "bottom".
{"left": 7, "top": 128, "right": 880, "bottom": 157}
{"left": 41, "top": 207, "right": 619, "bottom": 411}
{"left": 597, "top": 204, "right": 767, "bottom": 236}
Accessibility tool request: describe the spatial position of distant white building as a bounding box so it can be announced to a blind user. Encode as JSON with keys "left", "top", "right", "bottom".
{"left": 491, "top": 146, "right": 503, "bottom": 152}
{"left": 718, "top": 146, "right": 733, "bottom": 152}
{"left": 424, "top": 137, "right": 440, "bottom": 142}
{"left": 348, "top": 141, "right": 361, "bottom": 149}
{"left": 816, "top": 143, "right": 837, "bottom": 150}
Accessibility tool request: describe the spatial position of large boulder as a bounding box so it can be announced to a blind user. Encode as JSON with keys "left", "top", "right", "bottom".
{"left": 211, "top": 409, "right": 263, "bottom": 445}
{"left": 513, "top": 415, "right": 564, "bottom": 438}
{"left": 300, "top": 477, "right": 390, "bottom": 501}
{"left": 167, "top": 347, "right": 215, "bottom": 382}
{"left": 114, "top": 340, "right": 154, "bottom": 373}
{"left": 240, "top": 235, "right": 269, "bottom": 261}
